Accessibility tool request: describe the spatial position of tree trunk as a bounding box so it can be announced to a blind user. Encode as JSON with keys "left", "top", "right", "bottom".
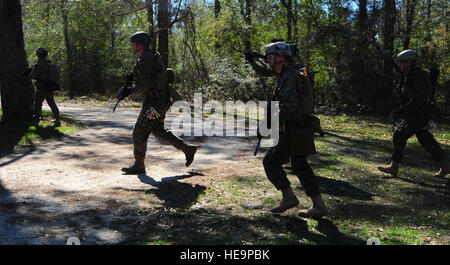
{"left": 60, "top": 0, "right": 75, "bottom": 98}
{"left": 358, "top": 0, "right": 369, "bottom": 56}
{"left": 158, "top": 0, "right": 169, "bottom": 67}
{"left": 0, "top": 0, "right": 34, "bottom": 126}
{"left": 381, "top": 0, "right": 396, "bottom": 105}
{"left": 281, "top": 0, "right": 293, "bottom": 43}
{"left": 215, "top": 0, "right": 221, "bottom": 19}
{"left": 403, "top": 0, "right": 417, "bottom": 49}
{"left": 358, "top": 0, "right": 368, "bottom": 38}
{"left": 146, "top": 0, "right": 156, "bottom": 50}
{"left": 304, "top": 0, "right": 314, "bottom": 62}
{"left": 240, "top": 0, "right": 252, "bottom": 51}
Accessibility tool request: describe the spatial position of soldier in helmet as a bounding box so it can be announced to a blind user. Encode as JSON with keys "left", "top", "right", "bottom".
{"left": 30, "top": 48, "right": 61, "bottom": 126}
{"left": 119, "top": 31, "right": 198, "bottom": 175}
{"left": 246, "top": 42, "right": 328, "bottom": 218}
{"left": 378, "top": 49, "right": 449, "bottom": 178}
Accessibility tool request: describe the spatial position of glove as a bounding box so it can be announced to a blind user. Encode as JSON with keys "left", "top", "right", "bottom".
{"left": 145, "top": 107, "right": 161, "bottom": 120}
{"left": 244, "top": 51, "right": 254, "bottom": 62}
{"left": 124, "top": 72, "right": 134, "bottom": 85}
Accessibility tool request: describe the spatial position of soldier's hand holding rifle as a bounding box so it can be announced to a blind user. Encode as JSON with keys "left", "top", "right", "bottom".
{"left": 113, "top": 72, "right": 134, "bottom": 112}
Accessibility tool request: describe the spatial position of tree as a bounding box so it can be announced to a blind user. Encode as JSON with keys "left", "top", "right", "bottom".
{"left": 158, "top": 0, "right": 169, "bottom": 67}
{"left": 59, "top": 0, "right": 75, "bottom": 98}
{"left": 280, "top": 0, "right": 293, "bottom": 43}
{"left": 215, "top": 0, "right": 221, "bottom": 19}
{"left": 0, "top": 0, "right": 34, "bottom": 126}
{"left": 146, "top": 0, "right": 157, "bottom": 50}
{"left": 381, "top": 0, "right": 396, "bottom": 106}
{"left": 402, "top": 0, "right": 417, "bottom": 49}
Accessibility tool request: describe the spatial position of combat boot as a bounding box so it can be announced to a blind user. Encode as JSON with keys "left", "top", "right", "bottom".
{"left": 180, "top": 144, "right": 198, "bottom": 167}
{"left": 270, "top": 187, "right": 299, "bottom": 213}
{"left": 54, "top": 119, "right": 61, "bottom": 127}
{"left": 121, "top": 159, "right": 146, "bottom": 175}
{"left": 434, "top": 159, "right": 450, "bottom": 179}
{"left": 298, "top": 194, "right": 328, "bottom": 219}
{"left": 377, "top": 161, "right": 399, "bottom": 177}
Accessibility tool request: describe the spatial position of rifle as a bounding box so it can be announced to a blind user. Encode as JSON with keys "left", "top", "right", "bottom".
{"left": 254, "top": 137, "right": 261, "bottom": 156}
{"left": 113, "top": 72, "right": 134, "bottom": 112}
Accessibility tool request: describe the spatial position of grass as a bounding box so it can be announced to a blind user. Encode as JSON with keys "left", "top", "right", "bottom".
{"left": 111, "top": 113, "right": 450, "bottom": 245}
{"left": 0, "top": 109, "right": 82, "bottom": 149}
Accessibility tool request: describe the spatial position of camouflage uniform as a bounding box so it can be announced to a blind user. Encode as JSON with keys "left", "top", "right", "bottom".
{"left": 251, "top": 61, "right": 320, "bottom": 197}
{"left": 391, "top": 66, "right": 445, "bottom": 163}
{"left": 131, "top": 49, "right": 186, "bottom": 161}
{"left": 31, "top": 58, "right": 60, "bottom": 122}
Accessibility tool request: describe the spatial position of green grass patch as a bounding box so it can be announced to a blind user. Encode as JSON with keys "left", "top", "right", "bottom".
{"left": 122, "top": 113, "right": 450, "bottom": 245}
{"left": 0, "top": 109, "right": 82, "bottom": 149}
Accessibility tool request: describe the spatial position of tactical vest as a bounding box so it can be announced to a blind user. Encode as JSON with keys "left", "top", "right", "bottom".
{"left": 134, "top": 50, "right": 169, "bottom": 102}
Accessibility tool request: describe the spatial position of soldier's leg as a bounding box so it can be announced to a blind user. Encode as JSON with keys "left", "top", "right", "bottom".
{"left": 291, "top": 156, "right": 319, "bottom": 197}
{"left": 415, "top": 129, "right": 445, "bottom": 162}
{"left": 122, "top": 115, "right": 150, "bottom": 174}
{"left": 262, "top": 133, "right": 299, "bottom": 213}
{"left": 151, "top": 122, "right": 198, "bottom": 167}
{"left": 391, "top": 120, "right": 418, "bottom": 163}
{"left": 379, "top": 119, "right": 426, "bottom": 176}
{"left": 416, "top": 129, "right": 449, "bottom": 178}
{"left": 33, "top": 89, "right": 45, "bottom": 122}
{"left": 45, "top": 93, "right": 61, "bottom": 126}
{"left": 133, "top": 117, "right": 152, "bottom": 161}
{"left": 292, "top": 156, "right": 328, "bottom": 218}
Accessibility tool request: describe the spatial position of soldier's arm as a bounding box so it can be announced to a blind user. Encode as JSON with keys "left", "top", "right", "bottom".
{"left": 30, "top": 63, "right": 42, "bottom": 80}
{"left": 250, "top": 60, "right": 273, "bottom": 77}
{"left": 278, "top": 71, "right": 302, "bottom": 121}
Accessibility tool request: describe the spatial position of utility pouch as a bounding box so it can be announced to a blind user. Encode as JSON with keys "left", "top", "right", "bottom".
{"left": 288, "top": 126, "right": 316, "bottom": 156}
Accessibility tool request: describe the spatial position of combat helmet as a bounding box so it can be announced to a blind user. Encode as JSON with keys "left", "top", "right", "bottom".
{"left": 396, "top": 49, "right": 417, "bottom": 61}
{"left": 265, "top": 42, "right": 292, "bottom": 57}
{"left": 36, "top": 47, "right": 48, "bottom": 57}
{"left": 130, "top": 31, "right": 152, "bottom": 47}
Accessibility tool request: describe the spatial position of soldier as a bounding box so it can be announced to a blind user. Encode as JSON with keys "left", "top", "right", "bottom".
{"left": 246, "top": 42, "right": 328, "bottom": 218}
{"left": 30, "top": 48, "right": 61, "bottom": 127}
{"left": 119, "top": 32, "right": 198, "bottom": 175}
{"left": 378, "top": 50, "right": 449, "bottom": 178}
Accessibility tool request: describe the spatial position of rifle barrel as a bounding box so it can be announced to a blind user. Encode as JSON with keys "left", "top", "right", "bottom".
{"left": 254, "top": 138, "right": 261, "bottom": 156}
{"left": 112, "top": 99, "right": 120, "bottom": 112}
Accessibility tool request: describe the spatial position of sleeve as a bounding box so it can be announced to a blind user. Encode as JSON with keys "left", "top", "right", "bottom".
{"left": 30, "top": 62, "right": 42, "bottom": 80}
{"left": 250, "top": 60, "right": 273, "bottom": 77}
{"left": 278, "top": 71, "right": 302, "bottom": 121}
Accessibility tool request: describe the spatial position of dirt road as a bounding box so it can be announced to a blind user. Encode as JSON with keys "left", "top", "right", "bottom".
{"left": 0, "top": 103, "right": 257, "bottom": 244}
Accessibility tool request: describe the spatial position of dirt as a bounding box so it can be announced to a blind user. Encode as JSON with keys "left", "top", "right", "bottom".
{"left": 0, "top": 103, "right": 257, "bottom": 244}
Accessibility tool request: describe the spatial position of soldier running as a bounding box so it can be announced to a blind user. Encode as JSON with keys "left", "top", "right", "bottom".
{"left": 119, "top": 32, "right": 198, "bottom": 175}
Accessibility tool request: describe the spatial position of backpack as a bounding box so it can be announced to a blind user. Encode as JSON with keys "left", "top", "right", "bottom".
{"left": 166, "top": 68, "right": 182, "bottom": 102}
{"left": 292, "top": 65, "right": 314, "bottom": 116}
{"left": 47, "top": 63, "right": 61, "bottom": 91}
